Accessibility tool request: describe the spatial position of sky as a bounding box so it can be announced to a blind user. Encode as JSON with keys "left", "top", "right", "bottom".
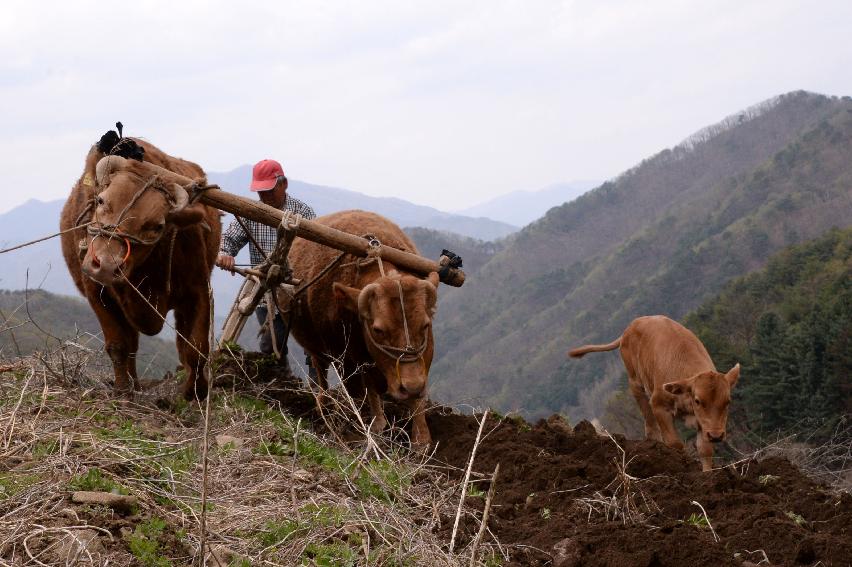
{"left": 2, "top": 0, "right": 852, "bottom": 214}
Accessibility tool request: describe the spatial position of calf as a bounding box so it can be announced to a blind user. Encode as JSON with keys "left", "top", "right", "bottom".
{"left": 569, "top": 315, "right": 740, "bottom": 471}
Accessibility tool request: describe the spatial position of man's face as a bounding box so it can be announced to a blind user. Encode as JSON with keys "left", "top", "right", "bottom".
{"left": 257, "top": 176, "right": 287, "bottom": 208}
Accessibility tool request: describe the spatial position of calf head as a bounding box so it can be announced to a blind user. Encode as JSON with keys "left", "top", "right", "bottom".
{"left": 81, "top": 155, "right": 193, "bottom": 286}
{"left": 663, "top": 364, "right": 741, "bottom": 443}
{"left": 334, "top": 271, "right": 439, "bottom": 400}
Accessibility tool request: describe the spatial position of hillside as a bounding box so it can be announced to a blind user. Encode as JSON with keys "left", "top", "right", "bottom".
{"left": 680, "top": 227, "right": 852, "bottom": 440}
{"left": 428, "top": 91, "right": 852, "bottom": 419}
{"left": 0, "top": 289, "right": 178, "bottom": 377}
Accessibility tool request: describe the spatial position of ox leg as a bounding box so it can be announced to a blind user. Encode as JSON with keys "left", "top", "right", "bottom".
{"left": 309, "top": 354, "right": 330, "bottom": 414}
{"left": 174, "top": 298, "right": 210, "bottom": 401}
{"left": 365, "top": 383, "right": 388, "bottom": 435}
{"left": 405, "top": 395, "right": 432, "bottom": 448}
{"left": 628, "top": 379, "right": 660, "bottom": 441}
{"left": 650, "top": 393, "right": 684, "bottom": 451}
{"left": 695, "top": 432, "right": 714, "bottom": 472}
{"left": 87, "top": 292, "right": 138, "bottom": 394}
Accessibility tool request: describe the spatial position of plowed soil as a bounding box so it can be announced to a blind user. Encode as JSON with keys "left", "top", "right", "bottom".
{"left": 221, "top": 354, "right": 852, "bottom": 567}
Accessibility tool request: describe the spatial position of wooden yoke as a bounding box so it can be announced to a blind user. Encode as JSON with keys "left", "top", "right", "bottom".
{"left": 198, "top": 187, "right": 467, "bottom": 287}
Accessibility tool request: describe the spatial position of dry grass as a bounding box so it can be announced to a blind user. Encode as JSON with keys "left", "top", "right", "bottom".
{"left": 0, "top": 345, "right": 500, "bottom": 566}
{"left": 574, "top": 432, "right": 660, "bottom": 526}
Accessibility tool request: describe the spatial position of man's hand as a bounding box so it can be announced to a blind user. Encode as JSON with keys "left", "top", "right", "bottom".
{"left": 216, "top": 253, "right": 236, "bottom": 272}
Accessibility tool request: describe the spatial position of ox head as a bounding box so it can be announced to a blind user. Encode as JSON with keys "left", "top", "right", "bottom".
{"left": 80, "top": 155, "right": 194, "bottom": 286}
{"left": 334, "top": 271, "right": 439, "bottom": 400}
{"left": 664, "top": 364, "right": 741, "bottom": 443}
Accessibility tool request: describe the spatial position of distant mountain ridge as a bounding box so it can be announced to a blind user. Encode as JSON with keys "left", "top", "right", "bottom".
{"left": 0, "top": 172, "right": 518, "bottom": 323}
{"left": 428, "top": 90, "right": 852, "bottom": 420}
{"left": 455, "top": 180, "right": 600, "bottom": 226}
{"left": 208, "top": 167, "right": 519, "bottom": 241}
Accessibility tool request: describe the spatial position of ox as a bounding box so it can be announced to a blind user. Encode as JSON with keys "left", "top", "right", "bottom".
{"left": 287, "top": 211, "right": 438, "bottom": 447}
{"left": 60, "top": 135, "right": 220, "bottom": 399}
{"left": 568, "top": 315, "right": 741, "bottom": 471}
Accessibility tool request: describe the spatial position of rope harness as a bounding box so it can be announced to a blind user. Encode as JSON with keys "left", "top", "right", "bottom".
{"left": 358, "top": 235, "right": 429, "bottom": 377}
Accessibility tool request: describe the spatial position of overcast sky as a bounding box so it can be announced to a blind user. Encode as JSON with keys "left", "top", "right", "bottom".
{"left": 2, "top": 0, "right": 851, "bottom": 214}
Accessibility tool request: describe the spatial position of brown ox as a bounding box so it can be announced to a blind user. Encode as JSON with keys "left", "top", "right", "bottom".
{"left": 288, "top": 211, "right": 438, "bottom": 446}
{"left": 568, "top": 315, "right": 741, "bottom": 471}
{"left": 60, "top": 138, "right": 220, "bottom": 399}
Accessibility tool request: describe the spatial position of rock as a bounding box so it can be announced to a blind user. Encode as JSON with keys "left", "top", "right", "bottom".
{"left": 215, "top": 434, "right": 244, "bottom": 449}
{"left": 573, "top": 420, "right": 598, "bottom": 437}
{"left": 71, "top": 491, "right": 137, "bottom": 512}
{"left": 55, "top": 528, "right": 103, "bottom": 559}
{"left": 552, "top": 537, "right": 581, "bottom": 567}
{"left": 206, "top": 544, "right": 244, "bottom": 565}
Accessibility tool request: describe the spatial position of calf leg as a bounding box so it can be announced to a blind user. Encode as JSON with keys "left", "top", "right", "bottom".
{"left": 695, "top": 432, "right": 714, "bottom": 472}
{"left": 650, "top": 393, "right": 684, "bottom": 450}
{"left": 308, "top": 353, "right": 330, "bottom": 414}
{"left": 174, "top": 295, "right": 210, "bottom": 401}
{"left": 628, "top": 377, "right": 660, "bottom": 441}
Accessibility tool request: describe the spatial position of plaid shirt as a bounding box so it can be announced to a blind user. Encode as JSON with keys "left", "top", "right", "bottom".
{"left": 219, "top": 194, "right": 316, "bottom": 265}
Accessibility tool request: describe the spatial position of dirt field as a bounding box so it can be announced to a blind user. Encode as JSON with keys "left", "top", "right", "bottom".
{"left": 224, "top": 354, "right": 852, "bottom": 567}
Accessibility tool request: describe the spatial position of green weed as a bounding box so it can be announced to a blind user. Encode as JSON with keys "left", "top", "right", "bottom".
{"left": 125, "top": 517, "right": 171, "bottom": 567}
{"left": 69, "top": 468, "right": 129, "bottom": 495}
{"left": 302, "top": 542, "right": 358, "bottom": 567}
{"left": 0, "top": 473, "right": 38, "bottom": 500}
{"left": 683, "top": 512, "right": 710, "bottom": 528}
{"left": 786, "top": 511, "right": 807, "bottom": 526}
{"left": 32, "top": 439, "right": 59, "bottom": 459}
{"left": 759, "top": 474, "right": 780, "bottom": 485}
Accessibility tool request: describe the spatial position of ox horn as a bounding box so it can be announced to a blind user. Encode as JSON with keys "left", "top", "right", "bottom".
{"left": 169, "top": 183, "right": 189, "bottom": 213}
{"left": 95, "top": 155, "right": 128, "bottom": 186}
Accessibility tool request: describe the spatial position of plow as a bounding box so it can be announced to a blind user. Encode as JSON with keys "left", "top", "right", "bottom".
{"left": 193, "top": 185, "right": 467, "bottom": 345}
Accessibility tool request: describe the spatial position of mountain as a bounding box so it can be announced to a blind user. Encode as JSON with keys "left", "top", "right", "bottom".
{"left": 679, "top": 227, "right": 852, "bottom": 441}
{"left": 427, "top": 91, "right": 852, "bottom": 420}
{"left": 455, "top": 180, "right": 600, "bottom": 226}
{"left": 0, "top": 174, "right": 516, "bottom": 327}
{"left": 208, "top": 167, "right": 519, "bottom": 241}
{"left": 0, "top": 289, "right": 178, "bottom": 376}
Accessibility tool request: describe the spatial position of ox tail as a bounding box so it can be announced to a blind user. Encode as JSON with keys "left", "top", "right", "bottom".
{"left": 567, "top": 337, "right": 622, "bottom": 358}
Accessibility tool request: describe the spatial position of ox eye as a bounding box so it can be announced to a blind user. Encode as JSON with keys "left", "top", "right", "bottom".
{"left": 694, "top": 398, "right": 702, "bottom": 406}
{"left": 95, "top": 196, "right": 105, "bottom": 206}
{"left": 372, "top": 325, "right": 386, "bottom": 337}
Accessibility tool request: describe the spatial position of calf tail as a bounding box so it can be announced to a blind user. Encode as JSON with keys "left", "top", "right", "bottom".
{"left": 567, "top": 337, "right": 622, "bottom": 358}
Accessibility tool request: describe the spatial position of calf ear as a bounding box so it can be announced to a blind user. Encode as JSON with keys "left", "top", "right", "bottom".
{"left": 725, "top": 363, "right": 741, "bottom": 388}
{"left": 663, "top": 380, "right": 692, "bottom": 396}
{"left": 333, "top": 283, "right": 361, "bottom": 313}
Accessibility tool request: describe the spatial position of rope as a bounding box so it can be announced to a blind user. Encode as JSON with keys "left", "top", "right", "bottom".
{"left": 0, "top": 222, "right": 93, "bottom": 255}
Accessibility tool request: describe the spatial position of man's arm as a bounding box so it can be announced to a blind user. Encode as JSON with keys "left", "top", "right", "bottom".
{"left": 217, "top": 217, "right": 250, "bottom": 270}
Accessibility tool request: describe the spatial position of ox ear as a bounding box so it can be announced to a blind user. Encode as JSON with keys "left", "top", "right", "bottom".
{"left": 333, "top": 283, "right": 362, "bottom": 313}
{"left": 426, "top": 271, "right": 439, "bottom": 289}
{"left": 725, "top": 363, "right": 741, "bottom": 388}
{"left": 167, "top": 202, "right": 206, "bottom": 227}
{"left": 663, "top": 379, "right": 693, "bottom": 396}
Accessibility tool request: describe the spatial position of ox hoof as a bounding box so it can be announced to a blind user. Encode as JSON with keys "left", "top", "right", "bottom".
{"left": 411, "top": 436, "right": 432, "bottom": 452}
{"left": 668, "top": 440, "right": 685, "bottom": 451}
{"left": 181, "top": 381, "right": 209, "bottom": 402}
{"left": 369, "top": 417, "right": 388, "bottom": 435}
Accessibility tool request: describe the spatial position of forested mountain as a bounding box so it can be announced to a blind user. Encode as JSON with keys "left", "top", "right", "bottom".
{"left": 428, "top": 91, "right": 852, "bottom": 419}
{"left": 681, "top": 227, "right": 852, "bottom": 440}
{"left": 0, "top": 289, "right": 178, "bottom": 376}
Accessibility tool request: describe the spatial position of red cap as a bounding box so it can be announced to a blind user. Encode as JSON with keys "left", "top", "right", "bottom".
{"left": 250, "top": 159, "right": 284, "bottom": 191}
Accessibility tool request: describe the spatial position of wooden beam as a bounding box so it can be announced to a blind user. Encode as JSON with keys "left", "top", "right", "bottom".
{"left": 199, "top": 187, "right": 466, "bottom": 287}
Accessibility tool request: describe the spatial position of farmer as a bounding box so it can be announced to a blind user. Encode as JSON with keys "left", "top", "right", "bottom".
{"left": 216, "top": 159, "right": 316, "bottom": 371}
